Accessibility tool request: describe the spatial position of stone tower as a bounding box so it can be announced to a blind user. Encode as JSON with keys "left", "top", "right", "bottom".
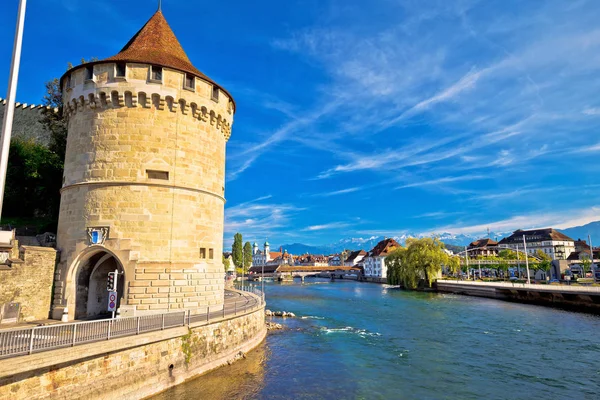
{"left": 52, "top": 9, "right": 234, "bottom": 320}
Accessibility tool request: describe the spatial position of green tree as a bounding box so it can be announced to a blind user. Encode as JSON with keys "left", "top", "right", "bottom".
{"left": 41, "top": 78, "right": 67, "bottom": 162}
{"left": 232, "top": 233, "right": 243, "bottom": 268}
{"left": 243, "top": 242, "right": 252, "bottom": 270}
{"left": 498, "top": 249, "right": 517, "bottom": 260}
{"left": 387, "top": 238, "right": 450, "bottom": 289}
{"left": 446, "top": 254, "right": 461, "bottom": 276}
{"left": 3, "top": 138, "right": 63, "bottom": 228}
{"left": 581, "top": 255, "right": 592, "bottom": 277}
{"left": 222, "top": 254, "right": 230, "bottom": 272}
{"left": 534, "top": 250, "right": 552, "bottom": 276}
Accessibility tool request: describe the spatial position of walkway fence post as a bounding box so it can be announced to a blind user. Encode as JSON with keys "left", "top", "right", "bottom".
{"left": 72, "top": 325, "right": 77, "bottom": 347}
{"left": 107, "top": 320, "right": 112, "bottom": 340}
{"left": 28, "top": 328, "right": 34, "bottom": 354}
{"left": 161, "top": 314, "right": 165, "bottom": 330}
{"left": 136, "top": 316, "right": 140, "bottom": 334}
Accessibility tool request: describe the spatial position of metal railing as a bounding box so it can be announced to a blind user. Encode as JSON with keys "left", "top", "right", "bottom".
{"left": 0, "top": 287, "right": 264, "bottom": 359}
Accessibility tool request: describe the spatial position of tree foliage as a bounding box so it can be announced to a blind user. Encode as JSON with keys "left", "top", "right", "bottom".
{"left": 387, "top": 238, "right": 457, "bottom": 289}
{"left": 222, "top": 254, "right": 230, "bottom": 272}
{"left": 243, "top": 241, "right": 253, "bottom": 269}
{"left": 41, "top": 78, "right": 67, "bottom": 162}
{"left": 581, "top": 255, "right": 592, "bottom": 276}
{"left": 232, "top": 233, "right": 243, "bottom": 268}
{"left": 4, "top": 139, "right": 63, "bottom": 227}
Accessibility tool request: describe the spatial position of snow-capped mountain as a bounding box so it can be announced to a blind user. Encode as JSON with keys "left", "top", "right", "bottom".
{"left": 278, "top": 231, "right": 510, "bottom": 255}
{"left": 276, "top": 221, "right": 600, "bottom": 255}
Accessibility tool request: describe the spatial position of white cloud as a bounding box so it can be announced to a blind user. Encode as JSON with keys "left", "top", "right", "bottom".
{"left": 396, "top": 175, "right": 487, "bottom": 190}
{"left": 430, "top": 206, "right": 600, "bottom": 235}
{"left": 301, "top": 222, "right": 353, "bottom": 232}
{"left": 312, "top": 187, "right": 362, "bottom": 197}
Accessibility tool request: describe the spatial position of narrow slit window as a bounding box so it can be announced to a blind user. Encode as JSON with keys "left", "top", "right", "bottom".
{"left": 211, "top": 85, "right": 219, "bottom": 102}
{"left": 209, "top": 249, "right": 214, "bottom": 259}
{"left": 150, "top": 65, "right": 163, "bottom": 82}
{"left": 200, "top": 248, "right": 206, "bottom": 259}
{"left": 115, "top": 63, "right": 126, "bottom": 78}
{"left": 184, "top": 73, "right": 195, "bottom": 90}
{"left": 85, "top": 66, "right": 94, "bottom": 81}
{"left": 146, "top": 170, "right": 169, "bottom": 180}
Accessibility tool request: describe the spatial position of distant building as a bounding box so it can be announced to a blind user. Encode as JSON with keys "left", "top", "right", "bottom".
{"left": 328, "top": 254, "right": 341, "bottom": 266}
{"left": 467, "top": 238, "right": 498, "bottom": 258}
{"left": 574, "top": 238, "right": 591, "bottom": 252}
{"left": 364, "top": 238, "right": 401, "bottom": 279}
{"left": 296, "top": 254, "right": 329, "bottom": 266}
{"left": 252, "top": 242, "right": 282, "bottom": 267}
{"left": 498, "top": 229, "right": 575, "bottom": 260}
{"left": 344, "top": 250, "right": 367, "bottom": 266}
{"left": 223, "top": 252, "right": 235, "bottom": 275}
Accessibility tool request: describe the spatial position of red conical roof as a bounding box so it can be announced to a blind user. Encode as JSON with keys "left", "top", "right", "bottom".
{"left": 104, "top": 10, "right": 210, "bottom": 82}
{"left": 61, "top": 10, "right": 235, "bottom": 110}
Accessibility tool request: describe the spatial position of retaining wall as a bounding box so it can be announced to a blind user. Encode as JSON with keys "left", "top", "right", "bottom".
{"left": 0, "top": 306, "right": 265, "bottom": 399}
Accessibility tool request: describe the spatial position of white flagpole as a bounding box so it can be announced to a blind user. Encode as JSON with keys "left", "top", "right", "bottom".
{"left": 0, "top": 0, "right": 27, "bottom": 220}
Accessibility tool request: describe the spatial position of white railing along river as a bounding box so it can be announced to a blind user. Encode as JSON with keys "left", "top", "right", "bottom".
{"left": 0, "top": 287, "right": 264, "bottom": 359}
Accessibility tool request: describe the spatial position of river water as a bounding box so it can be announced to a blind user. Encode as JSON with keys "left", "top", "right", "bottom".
{"left": 153, "top": 279, "right": 600, "bottom": 399}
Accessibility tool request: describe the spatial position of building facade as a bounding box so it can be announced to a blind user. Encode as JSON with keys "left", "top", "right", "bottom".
{"left": 467, "top": 238, "right": 499, "bottom": 258}
{"left": 498, "top": 229, "right": 575, "bottom": 260}
{"left": 344, "top": 250, "right": 367, "bottom": 266}
{"left": 52, "top": 9, "right": 234, "bottom": 320}
{"left": 252, "top": 242, "right": 283, "bottom": 267}
{"left": 364, "top": 238, "right": 401, "bottom": 279}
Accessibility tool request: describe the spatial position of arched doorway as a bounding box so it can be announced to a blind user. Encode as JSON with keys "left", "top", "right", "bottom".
{"left": 74, "top": 250, "right": 125, "bottom": 320}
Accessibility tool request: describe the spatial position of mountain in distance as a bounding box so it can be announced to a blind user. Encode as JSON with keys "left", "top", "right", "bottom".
{"left": 560, "top": 221, "right": 600, "bottom": 244}
{"left": 278, "top": 232, "right": 509, "bottom": 255}
{"left": 277, "top": 221, "right": 600, "bottom": 255}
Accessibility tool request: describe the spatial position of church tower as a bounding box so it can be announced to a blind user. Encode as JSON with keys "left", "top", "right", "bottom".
{"left": 53, "top": 8, "right": 234, "bottom": 319}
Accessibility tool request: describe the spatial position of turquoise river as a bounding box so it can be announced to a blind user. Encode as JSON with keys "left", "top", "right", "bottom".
{"left": 153, "top": 279, "right": 600, "bottom": 399}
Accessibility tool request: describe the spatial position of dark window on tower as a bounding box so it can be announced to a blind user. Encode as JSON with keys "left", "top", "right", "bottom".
{"left": 85, "top": 66, "right": 94, "bottom": 81}
{"left": 200, "top": 248, "right": 207, "bottom": 259}
{"left": 209, "top": 249, "right": 214, "bottom": 259}
{"left": 150, "top": 65, "right": 163, "bottom": 82}
{"left": 115, "top": 63, "right": 126, "bottom": 78}
{"left": 184, "top": 73, "right": 195, "bottom": 90}
{"left": 211, "top": 85, "right": 219, "bottom": 102}
{"left": 146, "top": 170, "right": 169, "bottom": 180}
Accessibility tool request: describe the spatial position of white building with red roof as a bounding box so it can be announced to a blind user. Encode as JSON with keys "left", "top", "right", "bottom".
{"left": 364, "top": 238, "right": 401, "bottom": 279}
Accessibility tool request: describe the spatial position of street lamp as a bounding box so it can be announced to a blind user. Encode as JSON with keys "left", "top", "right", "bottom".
{"left": 523, "top": 235, "right": 531, "bottom": 284}
{"left": 0, "top": 0, "right": 27, "bottom": 219}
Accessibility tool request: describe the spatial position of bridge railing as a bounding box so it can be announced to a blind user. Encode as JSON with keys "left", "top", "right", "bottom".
{"left": 0, "top": 287, "right": 264, "bottom": 360}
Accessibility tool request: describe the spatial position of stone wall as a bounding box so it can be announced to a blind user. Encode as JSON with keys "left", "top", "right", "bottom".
{"left": 0, "top": 99, "right": 56, "bottom": 146}
{"left": 0, "top": 244, "right": 57, "bottom": 322}
{"left": 0, "top": 307, "right": 265, "bottom": 400}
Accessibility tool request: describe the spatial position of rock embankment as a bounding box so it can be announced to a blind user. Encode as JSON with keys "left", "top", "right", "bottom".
{"left": 266, "top": 321, "right": 283, "bottom": 330}
{"left": 226, "top": 351, "right": 246, "bottom": 365}
{"left": 265, "top": 310, "right": 296, "bottom": 318}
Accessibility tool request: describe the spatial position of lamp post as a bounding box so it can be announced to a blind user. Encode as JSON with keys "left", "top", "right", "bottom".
{"left": 0, "top": 0, "right": 27, "bottom": 219}
{"left": 589, "top": 234, "right": 595, "bottom": 281}
{"left": 523, "top": 235, "right": 531, "bottom": 284}
{"left": 464, "top": 246, "right": 469, "bottom": 279}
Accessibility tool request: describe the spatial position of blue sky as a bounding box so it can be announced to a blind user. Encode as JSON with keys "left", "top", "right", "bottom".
{"left": 1, "top": 0, "right": 600, "bottom": 246}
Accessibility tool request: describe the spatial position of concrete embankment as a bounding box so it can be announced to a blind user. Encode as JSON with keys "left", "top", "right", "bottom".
{"left": 437, "top": 280, "right": 600, "bottom": 313}
{"left": 0, "top": 306, "right": 266, "bottom": 400}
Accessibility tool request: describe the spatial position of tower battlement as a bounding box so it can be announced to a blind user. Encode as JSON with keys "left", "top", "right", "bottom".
{"left": 61, "top": 65, "right": 232, "bottom": 140}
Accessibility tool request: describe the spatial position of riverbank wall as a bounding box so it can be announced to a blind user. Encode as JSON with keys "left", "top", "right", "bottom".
{"left": 437, "top": 280, "right": 600, "bottom": 313}
{"left": 0, "top": 306, "right": 266, "bottom": 400}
